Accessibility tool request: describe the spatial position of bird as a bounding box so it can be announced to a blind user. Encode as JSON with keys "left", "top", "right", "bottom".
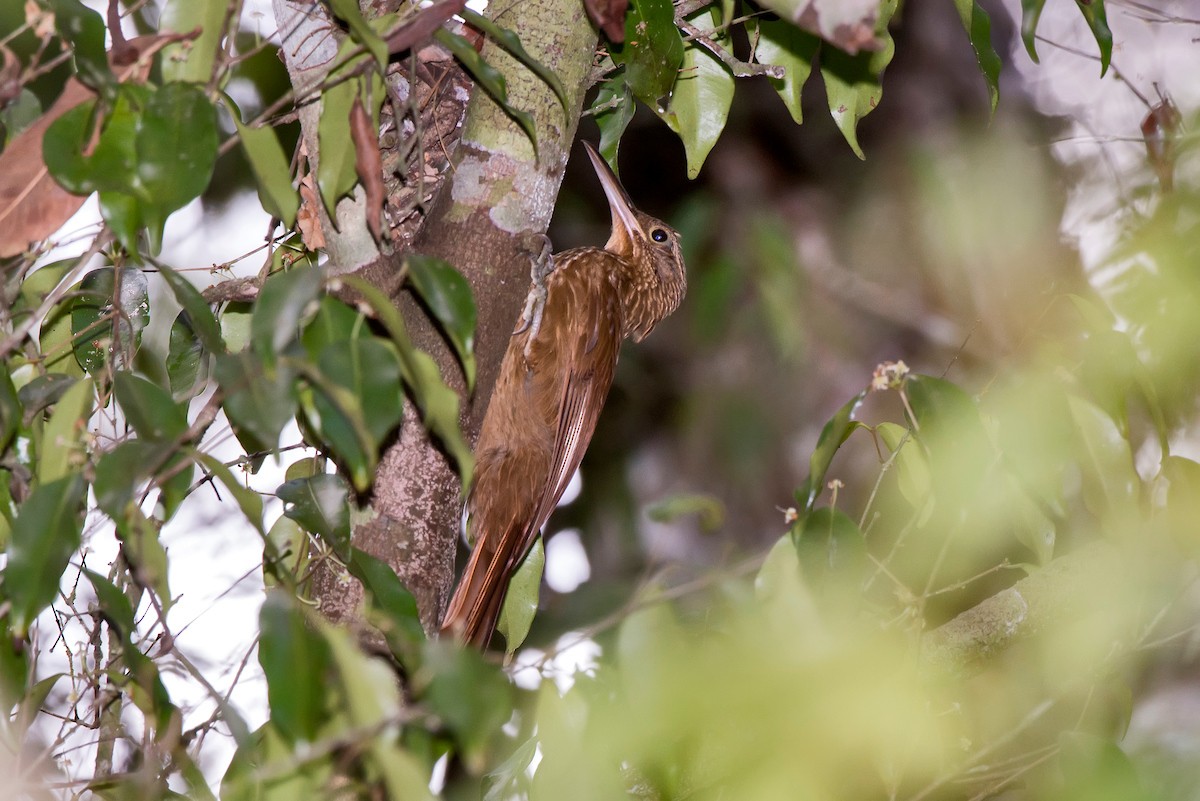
{"left": 440, "top": 141, "right": 687, "bottom": 648}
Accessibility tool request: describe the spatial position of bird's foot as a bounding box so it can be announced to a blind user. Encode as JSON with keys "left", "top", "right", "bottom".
{"left": 514, "top": 234, "right": 554, "bottom": 356}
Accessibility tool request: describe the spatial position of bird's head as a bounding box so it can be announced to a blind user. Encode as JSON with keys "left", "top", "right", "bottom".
{"left": 584, "top": 142, "right": 687, "bottom": 339}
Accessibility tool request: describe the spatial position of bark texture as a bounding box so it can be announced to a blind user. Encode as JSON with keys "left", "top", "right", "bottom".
{"left": 272, "top": 0, "right": 382, "bottom": 273}
{"left": 308, "top": 0, "right": 599, "bottom": 632}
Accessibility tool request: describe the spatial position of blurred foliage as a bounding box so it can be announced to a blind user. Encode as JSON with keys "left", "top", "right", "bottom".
{"left": 3, "top": 0, "right": 1198, "bottom": 800}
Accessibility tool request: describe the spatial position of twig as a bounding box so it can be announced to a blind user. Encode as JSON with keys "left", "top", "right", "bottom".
{"left": 677, "top": 19, "right": 784, "bottom": 79}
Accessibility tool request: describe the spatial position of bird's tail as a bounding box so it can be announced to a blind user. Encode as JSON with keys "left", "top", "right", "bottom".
{"left": 439, "top": 528, "right": 516, "bottom": 648}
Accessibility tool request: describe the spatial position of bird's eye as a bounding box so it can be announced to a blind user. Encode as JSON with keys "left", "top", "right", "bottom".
{"left": 651, "top": 228, "right": 669, "bottom": 243}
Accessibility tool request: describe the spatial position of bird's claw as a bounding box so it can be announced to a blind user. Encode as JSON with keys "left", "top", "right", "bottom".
{"left": 514, "top": 234, "right": 554, "bottom": 357}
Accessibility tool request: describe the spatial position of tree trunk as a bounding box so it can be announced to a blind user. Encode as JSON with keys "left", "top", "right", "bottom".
{"left": 283, "top": 0, "right": 599, "bottom": 632}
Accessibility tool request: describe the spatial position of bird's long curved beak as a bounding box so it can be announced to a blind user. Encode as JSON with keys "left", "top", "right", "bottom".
{"left": 583, "top": 142, "right": 645, "bottom": 255}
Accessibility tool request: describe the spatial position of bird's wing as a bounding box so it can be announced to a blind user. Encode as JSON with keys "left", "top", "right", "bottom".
{"left": 520, "top": 256, "right": 623, "bottom": 566}
{"left": 441, "top": 253, "right": 624, "bottom": 646}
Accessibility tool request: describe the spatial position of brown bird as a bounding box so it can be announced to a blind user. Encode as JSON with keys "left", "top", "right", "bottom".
{"left": 440, "top": 142, "right": 687, "bottom": 648}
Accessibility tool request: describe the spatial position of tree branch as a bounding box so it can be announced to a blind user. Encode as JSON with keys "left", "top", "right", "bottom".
{"left": 919, "top": 542, "right": 1132, "bottom": 678}
{"left": 309, "top": 0, "right": 600, "bottom": 633}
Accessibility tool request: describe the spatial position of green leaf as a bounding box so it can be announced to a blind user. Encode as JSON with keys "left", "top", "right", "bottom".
{"left": 258, "top": 591, "right": 330, "bottom": 743}
{"left": 435, "top": 28, "right": 539, "bottom": 154}
{"left": 418, "top": 640, "right": 514, "bottom": 773}
{"left": 39, "top": 377, "right": 93, "bottom": 485}
{"left": 319, "top": 337, "right": 405, "bottom": 445}
{"left": 301, "top": 296, "right": 362, "bottom": 359}
{"left": 592, "top": 73, "right": 635, "bottom": 166}
{"left": 646, "top": 493, "right": 725, "bottom": 531}
{"left": 15, "top": 673, "right": 63, "bottom": 730}
{"left": 0, "top": 634, "right": 29, "bottom": 706}
{"left": 73, "top": 267, "right": 149, "bottom": 375}
{"left": 1067, "top": 395, "right": 1138, "bottom": 519}
{"left": 50, "top": 0, "right": 113, "bottom": 93}
{"left": 1, "top": 89, "right": 43, "bottom": 143}
{"left": 657, "top": 32, "right": 734, "bottom": 178}
{"left": 316, "top": 73, "right": 362, "bottom": 218}
{"left": 342, "top": 276, "right": 474, "bottom": 486}
{"left": 612, "top": 0, "right": 684, "bottom": 105}
{"left": 753, "top": 19, "right": 819, "bottom": 125}
{"left": 42, "top": 99, "right": 101, "bottom": 195}
{"left": 114, "top": 506, "right": 172, "bottom": 604}
{"left": 1019, "top": 0, "right": 1047, "bottom": 63}
{"left": 328, "top": 0, "right": 389, "bottom": 67}
{"left": 98, "top": 191, "right": 144, "bottom": 255}
{"left": 407, "top": 349, "right": 475, "bottom": 487}
{"left": 484, "top": 737, "right": 538, "bottom": 801}
{"left": 6, "top": 474, "right": 86, "bottom": 635}
{"left": 94, "top": 438, "right": 193, "bottom": 523}
{"left": 40, "top": 300, "right": 84, "bottom": 379}
{"left": 0, "top": 363, "right": 21, "bottom": 457}
{"left": 94, "top": 440, "right": 162, "bottom": 516}
{"left": 71, "top": 267, "right": 113, "bottom": 374}
{"left": 346, "top": 548, "right": 425, "bottom": 664}
{"left": 43, "top": 85, "right": 147, "bottom": 196}
{"left": 167, "top": 311, "right": 205, "bottom": 400}
{"left": 194, "top": 453, "right": 265, "bottom": 535}
{"left": 222, "top": 722, "right": 331, "bottom": 801}
{"left": 1074, "top": 0, "right": 1112, "bottom": 77}
{"left": 461, "top": 8, "right": 570, "bottom": 113}
{"left": 0, "top": 475, "right": 12, "bottom": 551}
{"left": 137, "top": 83, "right": 220, "bottom": 248}
{"left": 84, "top": 569, "right": 137, "bottom": 639}
{"left": 1004, "top": 478, "right": 1056, "bottom": 565}
{"left": 319, "top": 620, "right": 434, "bottom": 801}
{"left": 45, "top": 82, "right": 217, "bottom": 255}
{"left": 214, "top": 351, "right": 297, "bottom": 453}
{"left": 1056, "top": 732, "right": 1146, "bottom": 798}
{"left": 795, "top": 389, "right": 868, "bottom": 512}
{"left": 226, "top": 98, "right": 300, "bottom": 229}
{"left": 875, "top": 422, "right": 930, "bottom": 508}
{"left": 156, "top": 264, "right": 225, "bottom": 354}
{"left": 793, "top": 506, "right": 868, "bottom": 613}
{"left": 299, "top": 371, "right": 372, "bottom": 492}
{"left": 952, "top": 0, "right": 1001, "bottom": 113}
{"left": 406, "top": 254, "right": 477, "bottom": 392}
{"left": 277, "top": 474, "right": 351, "bottom": 559}
{"left": 160, "top": 0, "right": 228, "bottom": 83}
{"left": 18, "top": 374, "right": 78, "bottom": 420}
{"left": 264, "top": 515, "right": 307, "bottom": 586}
{"left": 161, "top": 450, "right": 196, "bottom": 523}
{"left": 113, "top": 372, "right": 188, "bottom": 442}
{"left": 497, "top": 537, "right": 543, "bottom": 654}
{"left": 16, "top": 259, "right": 76, "bottom": 316}
{"left": 306, "top": 337, "right": 404, "bottom": 491}
{"left": 320, "top": 618, "right": 402, "bottom": 731}
{"left": 252, "top": 265, "right": 322, "bottom": 364}
{"left": 221, "top": 302, "right": 254, "bottom": 354}
{"left": 285, "top": 457, "right": 323, "bottom": 482}
{"left": 905, "top": 374, "right": 992, "bottom": 501}
{"left": 820, "top": 0, "right": 897, "bottom": 159}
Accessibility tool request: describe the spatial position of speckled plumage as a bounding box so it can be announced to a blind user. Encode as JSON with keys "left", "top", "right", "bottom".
{"left": 440, "top": 143, "right": 687, "bottom": 648}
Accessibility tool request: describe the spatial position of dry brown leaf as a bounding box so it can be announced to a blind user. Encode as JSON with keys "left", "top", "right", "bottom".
{"left": 384, "top": 0, "right": 466, "bottom": 55}
{"left": 584, "top": 0, "right": 628, "bottom": 43}
{"left": 0, "top": 34, "right": 191, "bottom": 260}
{"left": 297, "top": 174, "right": 326, "bottom": 251}
{"left": 350, "top": 97, "right": 384, "bottom": 244}
{"left": 0, "top": 78, "right": 95, "bottom": 259}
